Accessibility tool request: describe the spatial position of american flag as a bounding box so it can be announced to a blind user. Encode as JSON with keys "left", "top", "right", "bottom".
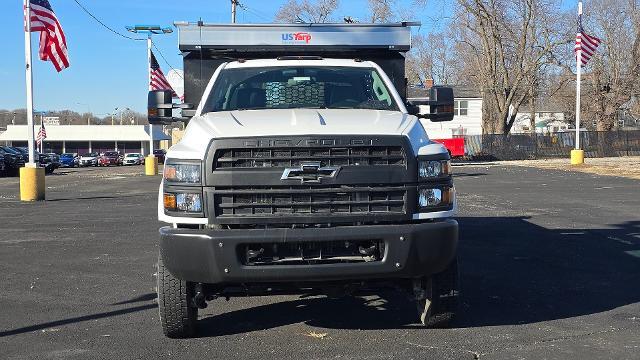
{"left": 25, "top": 0, "right": 69, "bottom": 72}
{"left": 574, "top": 13, "right": 601, "bottom": 67}
{"left": 150, "top": 51, "right": 178, "bottom": 98}
{"left": 36, "top": 122, "right": 47, "bottom": 145}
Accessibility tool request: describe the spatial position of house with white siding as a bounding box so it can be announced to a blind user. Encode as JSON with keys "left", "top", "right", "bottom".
{"left": 408, "top": 86, "right": 483, "bottom": 139}
{"left": 512, "top": 106, "right": 568, "bottom": 134}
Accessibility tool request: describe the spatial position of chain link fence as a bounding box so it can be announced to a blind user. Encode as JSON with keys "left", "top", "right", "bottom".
{"left": 462, "top": 130, "right": 640, "bottom": 160}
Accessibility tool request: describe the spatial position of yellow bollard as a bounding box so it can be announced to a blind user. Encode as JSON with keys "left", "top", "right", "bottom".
{"left": 145, "top": 155, "right": 158, "bottom": 176}
{"left": 570, "top": 149, "right": 585, "bottom": 165}
{"left": 19, "top": 165, "right": 45, "bottom": 201}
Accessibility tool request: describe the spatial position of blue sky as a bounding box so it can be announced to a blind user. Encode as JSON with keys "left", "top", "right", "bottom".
{"left": 0, "top": 0, "right": 450, "bottom": 114}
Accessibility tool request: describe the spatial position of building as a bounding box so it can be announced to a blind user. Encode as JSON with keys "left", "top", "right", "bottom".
{"left": 0, "top": 125, "right": 170, "bottom": 155}
{"left": 408, "top": 86, "right": 483, "bottom": 138}
{"left": 512, "top": 107, "right": 568, "bottom": 134}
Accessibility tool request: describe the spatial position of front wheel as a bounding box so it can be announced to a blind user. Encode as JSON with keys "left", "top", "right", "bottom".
{"left": 414, "top": 256, "right": 459, "bottom": 328}
{"left": 157, "top": 254, "right": 197, "bottom": 338}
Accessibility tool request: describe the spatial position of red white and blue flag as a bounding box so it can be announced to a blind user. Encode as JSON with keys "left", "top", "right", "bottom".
{"left": 574, "top": 13, "right": 601, "bottom": 67}
{"left": 36, "top": 122, "right": 47, "bottom": 145}
{"left": 25, "top": 0, "right": 70, "bottom": 72}
{"left": 150, "top": 51, "right": 178, "bottom": 99}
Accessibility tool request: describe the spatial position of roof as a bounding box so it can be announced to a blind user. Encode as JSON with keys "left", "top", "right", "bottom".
{"left": 407, "top": 85, "right": 482, "bottom": 99}
{"left": 0, "top": 125, "right": 170, "bottom": 142}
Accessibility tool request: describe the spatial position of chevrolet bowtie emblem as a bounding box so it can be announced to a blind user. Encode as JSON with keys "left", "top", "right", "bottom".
{"left": 281, "top": 162, "right": 340, "bottom": 183}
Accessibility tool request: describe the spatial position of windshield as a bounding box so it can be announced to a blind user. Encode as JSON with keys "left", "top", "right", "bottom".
{"left": 61, "top": 153, "right": 74, "bottom": 157}
{"left": 202, "top": 66, "right": 399, "bottom": 113}
{"left": 125, "top": 154, "right": 138, "bottom": 157}
{"left": 82, "top": 153, "right": 97, "bottom": 157}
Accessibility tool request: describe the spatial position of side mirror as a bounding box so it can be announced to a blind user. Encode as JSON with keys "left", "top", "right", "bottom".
{"left": 148, "top": 90, "right": 194, "bottom": 125}
{"left": 407, "top": 86, "right": 455, "bottom": 122}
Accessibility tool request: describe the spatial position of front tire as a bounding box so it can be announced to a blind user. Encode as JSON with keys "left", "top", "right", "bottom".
{"left": 157, "top": 254, "right": 197, "bottom": 338}
{"left": 415, "top": 256, "right": 459, "bottom": 328}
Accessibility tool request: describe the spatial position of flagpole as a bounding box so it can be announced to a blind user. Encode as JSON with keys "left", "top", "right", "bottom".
{"left": 575, "top": 1, "right": 582, "bottom": 151}
{"left": 24, "top": 0, "right": 36, "bottom": 166}
{"left": 571, "top": 1, "right": 585, "bottom": 165}
{"left": 148, "top": 34, "right": 154, "bottom": 157}
{"left": 21, "top": 0, "right": 45, "bottom": 201}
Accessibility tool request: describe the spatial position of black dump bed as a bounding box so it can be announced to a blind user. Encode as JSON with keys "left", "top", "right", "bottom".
{"left": 174, "top": 22, "right": 418, "bottom": 105}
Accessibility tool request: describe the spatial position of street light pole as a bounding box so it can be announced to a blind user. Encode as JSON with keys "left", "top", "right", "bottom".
{"left": 125, "top": 25, "right": 172, "bottom": 158}
{"left": 76, "top": 102, "right": 90, "bottom": 125}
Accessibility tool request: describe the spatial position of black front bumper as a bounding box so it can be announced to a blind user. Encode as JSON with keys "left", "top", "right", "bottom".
{"left": 160, "top": 220, "right": 458, "bottom": 284}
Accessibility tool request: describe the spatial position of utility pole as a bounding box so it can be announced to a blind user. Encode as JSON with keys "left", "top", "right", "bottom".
{"left": 231, "top": 0, "right": 238, "bottom": 23}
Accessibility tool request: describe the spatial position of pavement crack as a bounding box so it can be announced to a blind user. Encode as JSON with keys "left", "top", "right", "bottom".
{"left": 406, "top": 341, "right": 482, "bottom": 359}
{"left": 484, "top": 326, "right": 628, "bottom": 356}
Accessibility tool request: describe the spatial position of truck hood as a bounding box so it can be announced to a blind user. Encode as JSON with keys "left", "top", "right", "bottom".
{"left": 169, "top": 109, "right": 429, "bottom": 160}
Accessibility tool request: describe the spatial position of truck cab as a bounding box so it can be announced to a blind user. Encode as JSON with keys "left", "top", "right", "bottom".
{"left": 149, "top": 22, "right": 458, "bottom": 338}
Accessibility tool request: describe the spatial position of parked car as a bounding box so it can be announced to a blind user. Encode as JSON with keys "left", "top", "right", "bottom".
{"left": 99, "top": 151, "right": 122, "bottom": 166}
{"left": 8, "top": 146, "right": 37, "bottom": 163}
{"left": 37, "top": 152, "right": 59, "bottom": 174}
{"left": 59, "top": 153, "right": 79, "bottom": 167}
{"left": 0, "top": 153, "right": 6, "bottom": 176}
{"left": 153, "top": 149, "right": 166, "bottom": 164}
{"left": 79, "top": 152, "right": 99, "bottom": 167}
{"left": 45, "top": 153, "right": 61, "bottom": 168}
{"left": 123, "top": 153, "right": 145, "bottom": 165}
{"left": 0, "top": 147, "right": 26, "bottom": 175}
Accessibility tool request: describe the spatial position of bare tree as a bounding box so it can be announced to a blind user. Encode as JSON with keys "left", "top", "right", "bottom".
{"left": 368, "top": 0, "right": 395, "bottom": 23}
{"left": 455, "top": 0, "right": 569, "bottom": 134}
{"left": 579, "top": 0, "right": 640, "bottom": 131}
{"left": 407, "top": 31, "right": 461, "bottom": 86}
{"left": 274, "top": 0, "right": 339, "bottom": 23}
{"left": 367, "top": 0, "right": 429, "bottom": 22}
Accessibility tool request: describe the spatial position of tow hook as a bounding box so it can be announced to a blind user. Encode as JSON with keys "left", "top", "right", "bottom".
{"left": 193, "top": 283, "right": 208, "bottom": 309}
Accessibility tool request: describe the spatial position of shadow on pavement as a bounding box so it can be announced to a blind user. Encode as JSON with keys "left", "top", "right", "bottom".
{"left": 3, "top": 217, "right": 638, "bottom": 337}
{"left": 197, "top": 217, "right": 640, "bottom": 335}
{"left": 0, "top": 304, "right": 156, "bottom": 337}
{"left": 453, "top": 172, "right": 488, "bottom": 178}
{"left": 111, "top": 293, "right": 157, "bottom": 306}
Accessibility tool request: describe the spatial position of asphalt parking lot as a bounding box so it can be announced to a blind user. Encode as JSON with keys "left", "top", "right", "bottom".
{"left": 1, "top": 164, "right": 639, "bottom": 359}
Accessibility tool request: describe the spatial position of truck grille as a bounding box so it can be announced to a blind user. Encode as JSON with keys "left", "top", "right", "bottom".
{"left": 214, "top": 185, "right": 407, "bottom": 217}
{"left": 214, "top": 146, "right": 406, "bottom": 169}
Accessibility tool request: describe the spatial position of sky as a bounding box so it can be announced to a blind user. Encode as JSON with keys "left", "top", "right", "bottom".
{"left": 0, "top": 0, "right": 451, "bottom": 115}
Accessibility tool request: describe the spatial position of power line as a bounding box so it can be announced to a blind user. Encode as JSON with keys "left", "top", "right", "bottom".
{"left": 237, "top": 2, "right": 272, "bottom": 22}
{"left": 72, "top": 0, "right": 145, "bottom": 41}
{"left": 151, "top": 41, "right": 183, "bottom": 79}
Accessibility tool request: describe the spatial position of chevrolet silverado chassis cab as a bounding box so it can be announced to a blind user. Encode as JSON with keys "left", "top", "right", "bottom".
{"left": 149, "top": 22, "right": 458, "bottom": 338}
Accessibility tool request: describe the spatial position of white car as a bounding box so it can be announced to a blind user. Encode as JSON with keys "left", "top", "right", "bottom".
{"left": 79, "top": 152, "right": 99, "bottom": 167}
{"left": 123, "top": 153, "right": 145, "bottom": 165}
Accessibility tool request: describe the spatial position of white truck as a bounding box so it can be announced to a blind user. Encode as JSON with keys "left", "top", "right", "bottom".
{"left": 148, "top": 22, "right": 458, "bottom": 338}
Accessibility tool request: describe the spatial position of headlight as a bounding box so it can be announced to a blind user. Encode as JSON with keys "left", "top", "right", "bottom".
{"left": 164, "top": 192, "right": 203, "bottom": 213}
{"left": 418, "top": 187, "right": 454, "bottom": 209}
{"left": 163, "top": 162, "right": 201, "bottom": 184}
{"left": 418, "top": 160, "right": 451, "bottom": 180}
